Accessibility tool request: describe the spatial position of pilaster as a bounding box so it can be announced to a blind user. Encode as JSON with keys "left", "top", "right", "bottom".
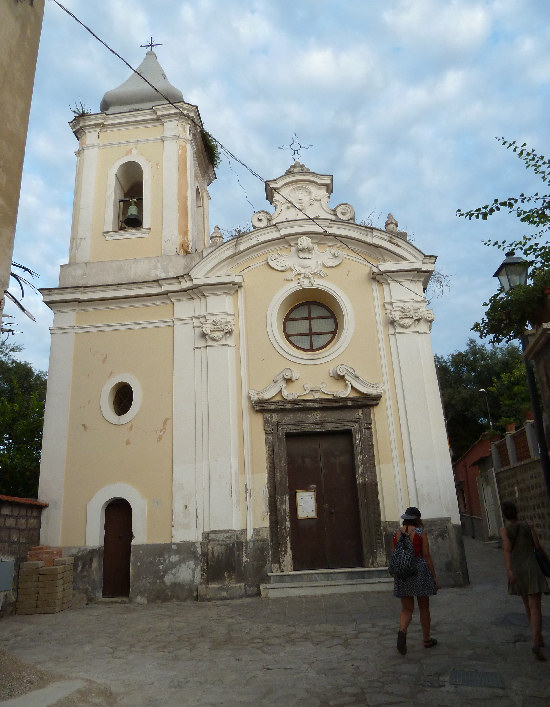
{"left": 375, "top": 264, "right": 458, "bottom": 522}
{"left": 38, "top": 309, "right": 77, "bottom": 545}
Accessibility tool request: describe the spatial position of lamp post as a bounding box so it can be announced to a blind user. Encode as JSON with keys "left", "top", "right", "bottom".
{"left": 478, "top": 388, "right": 493, "bottom": 429}
{"left": 493, "top": 251, "right": 550, "bottom": 498}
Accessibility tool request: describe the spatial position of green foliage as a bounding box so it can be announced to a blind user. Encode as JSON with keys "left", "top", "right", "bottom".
{"left": 201, "top": 130, "right": 221, "bottom": 169}
{"left": 0, "top": 342, "right": 46, "bottom": 498}
{"left": 69, "top": 101, "right": 91, "bottom": 117}
{"left": 457, "top": 138, "right": 550, "bottom": 343}
{"left": 435, "top": 338, "right": 531, "bottom": 459}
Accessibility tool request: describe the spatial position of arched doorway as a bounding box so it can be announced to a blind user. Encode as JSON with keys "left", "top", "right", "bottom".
{"left": 102, "top": 498, "right": 133, "bottom": 597}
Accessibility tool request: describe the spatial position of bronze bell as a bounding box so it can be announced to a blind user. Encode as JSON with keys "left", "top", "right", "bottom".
{"left": 124, "top": 199, "right": 142, "bottom": 228}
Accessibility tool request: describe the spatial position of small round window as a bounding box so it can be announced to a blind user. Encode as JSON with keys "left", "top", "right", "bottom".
{"left": 113, "top": 383, "right": 133, "bottom": 417}
{"left": 283, "top": 301, "right": 338, "bottom": 352}
{"left": 100, "top": 374, "right": 142, "bottom": 425}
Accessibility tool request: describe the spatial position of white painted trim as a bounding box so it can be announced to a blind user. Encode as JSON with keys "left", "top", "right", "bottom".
{"left": 38, "top": 311, "right": 77, "bottom": 546}
{"left": 162, "top": 120, "right": 180, "bottom": 255}
{"left": 266, "top": 281, "right": 354, "bottom": 365}
{"left": 104, "top": 228, "right": 150, "bottom": 240}
{"left": 51, "top": 319, "right": 174, "bottom": 335}
{"left": 238, "top": 285, "right": 254, "bottom": 539}
{"left": 172, "top": 292, "right": 201, "bottom": 542}
{"left": 86, "top": 483, "right": 147, "bottom": 546}
{"left": 371, "top": 277, "right": 404, "bottom": 517}
{"left": 71, "top": 133, "right": 100, "bottom": 264}
{"left": 100, "top": 373, "right": 142, "bottom": 425}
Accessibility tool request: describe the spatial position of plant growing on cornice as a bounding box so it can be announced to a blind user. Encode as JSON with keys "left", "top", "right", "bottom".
{"left": 201, "top": 130, "right": 221, "bottom": 169}
{"left": 458, "top": 138, "right": 550, "bottom": 344}
{"left": 70, "top": 101, "right": 91, "bottom": 118}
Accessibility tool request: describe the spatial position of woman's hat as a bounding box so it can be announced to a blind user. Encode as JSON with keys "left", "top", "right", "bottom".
{"left": 401, "top": 506, "right": 421, "bottom": 520}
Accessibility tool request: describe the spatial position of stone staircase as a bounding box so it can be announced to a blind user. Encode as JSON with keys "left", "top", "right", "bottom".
{"left": 260, "top": 566, "right": 393, "bottom": 598}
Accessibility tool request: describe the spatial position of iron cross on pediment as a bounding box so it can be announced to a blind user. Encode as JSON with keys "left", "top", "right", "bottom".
{"left": 140, "top": 37, "right": 162, "bottom": 51}
{"left": 279, "top": 134, "right": 312, "bottom": 161}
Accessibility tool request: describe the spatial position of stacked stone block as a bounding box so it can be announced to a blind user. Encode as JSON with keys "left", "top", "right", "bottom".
{"left": 16, "top": 556, "right": 74, "bottom": 615}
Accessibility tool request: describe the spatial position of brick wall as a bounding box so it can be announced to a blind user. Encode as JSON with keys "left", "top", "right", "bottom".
{"left": 0, "top": 495, "right": 48, "bottom": 616}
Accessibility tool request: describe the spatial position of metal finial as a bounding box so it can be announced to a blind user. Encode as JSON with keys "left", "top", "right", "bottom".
{"left": 278, "top": 134, "right": 312, "bottom": 161}
{"left": 140, "top": 37, "right": 162, "bottom": 52}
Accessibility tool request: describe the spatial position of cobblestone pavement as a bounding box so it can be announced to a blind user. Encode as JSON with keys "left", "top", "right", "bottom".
{"left": 0, "top": 536, "right": 549, "bottom": 706}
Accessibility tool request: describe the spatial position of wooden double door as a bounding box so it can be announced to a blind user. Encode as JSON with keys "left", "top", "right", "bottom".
{"left": 286, "top": 430, "right": 363, "bottom": 571}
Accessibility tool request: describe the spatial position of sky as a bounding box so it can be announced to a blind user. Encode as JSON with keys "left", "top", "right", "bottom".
{"left": 8, "top": 0, "right": 550, "bottom": 373}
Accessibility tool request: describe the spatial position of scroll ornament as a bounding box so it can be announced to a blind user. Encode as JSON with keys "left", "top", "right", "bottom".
{"left": 249, "top": 365, "right": 382, "bottom": 402}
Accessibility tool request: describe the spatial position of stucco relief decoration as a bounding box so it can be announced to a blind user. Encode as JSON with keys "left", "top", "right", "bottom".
{"left": 200, "top": 315, "right": 234, "bottom": 342}
{"left": 267, "top": 236, "right": 343, "bottom": 286}
{"left": 249, "top": 365, "right": 382, "bottom": 402}
{"left": 387, "top": 303, "right": 434, "bottom": 333}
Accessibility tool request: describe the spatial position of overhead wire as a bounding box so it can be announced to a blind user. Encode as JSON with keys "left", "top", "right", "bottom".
{"left": 49, "top": 0, "right": 428, "bottom": 303}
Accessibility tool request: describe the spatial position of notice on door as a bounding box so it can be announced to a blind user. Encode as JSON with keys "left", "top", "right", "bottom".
{"left": 296, "top": 490, "right": 317, "bottom": 519}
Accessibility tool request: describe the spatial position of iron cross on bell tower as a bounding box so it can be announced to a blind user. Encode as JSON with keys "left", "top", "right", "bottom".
{"left": 140, "top": 37, "right": 162, "bottom": 51}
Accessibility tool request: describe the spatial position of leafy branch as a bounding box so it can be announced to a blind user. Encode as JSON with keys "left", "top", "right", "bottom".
{"left": 458, "top": 138, "right": 550, "bottom": 343}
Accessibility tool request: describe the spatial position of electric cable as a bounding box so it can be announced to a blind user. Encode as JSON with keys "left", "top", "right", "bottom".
{"left": 49, "top": 0, "right": 429, "bottom": 303}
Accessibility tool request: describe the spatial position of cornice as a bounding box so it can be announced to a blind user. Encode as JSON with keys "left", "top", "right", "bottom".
{"left": 40, "top": 274, "right": 242, "bottom": 308}
{"left": 190, "top": 220, "right": 426, "bottom": 279}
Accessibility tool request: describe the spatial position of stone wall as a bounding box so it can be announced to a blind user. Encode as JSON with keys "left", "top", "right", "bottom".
{"left": 495, "top": 459, "right": 550, "bottom": 548}
{"left": 0, "top": 495, "right": 47, "bottom": 616}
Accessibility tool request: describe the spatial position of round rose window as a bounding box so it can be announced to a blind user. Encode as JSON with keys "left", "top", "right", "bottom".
{"left": 283, "top": 301, "right": 338, "bottom": 352}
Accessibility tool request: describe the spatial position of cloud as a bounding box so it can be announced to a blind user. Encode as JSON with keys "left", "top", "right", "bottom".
{"left": 10, "top": 0, "right": 550, "bottom": 374}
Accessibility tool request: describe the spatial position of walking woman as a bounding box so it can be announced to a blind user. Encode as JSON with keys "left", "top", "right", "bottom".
{"left": 499, "top": 501, "right": 549, "bottom": 661}
{"left": 393, "top": 507, "right": 439, "bottom": 655}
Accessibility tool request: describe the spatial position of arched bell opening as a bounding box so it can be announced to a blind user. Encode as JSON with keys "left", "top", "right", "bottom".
{"left": 113, "top": 161, "right": 144, "bottom": 230}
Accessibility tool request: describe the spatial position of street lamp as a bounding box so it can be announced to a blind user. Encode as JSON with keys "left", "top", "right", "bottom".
{"left": 493, "top": 251, "right": 550, "bottom": 498}
{"left": 493, "top": 250, "right": 529, "bottom": 291}
{"left": 478, "top": 388, "right": 493, "bottom": 429}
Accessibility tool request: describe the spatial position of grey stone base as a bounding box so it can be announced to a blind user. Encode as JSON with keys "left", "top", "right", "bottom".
{"left": 65, "top": 529, "right": 271, "bottom": 604}
{"left": 62, "top": 520, "right": 471, "bottom": 603}
{"left": 382, "top": 518, "right": 469, "bottom": 588}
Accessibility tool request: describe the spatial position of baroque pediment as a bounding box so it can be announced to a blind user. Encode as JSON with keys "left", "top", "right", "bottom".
{"left": 251, "top": 162, "right": 355, "bottom": 227}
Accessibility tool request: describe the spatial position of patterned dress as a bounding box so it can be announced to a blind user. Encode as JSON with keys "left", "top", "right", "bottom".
{"left": 392, "top": 527, "right": 437, "bottom": 598}
{"left": 505, "top": 521, "right": 549, "bottom": 596}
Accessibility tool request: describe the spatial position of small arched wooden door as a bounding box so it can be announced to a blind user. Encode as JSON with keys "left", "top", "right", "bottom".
{"left": 102, "top": 499, "right": 132, "bottom": 597}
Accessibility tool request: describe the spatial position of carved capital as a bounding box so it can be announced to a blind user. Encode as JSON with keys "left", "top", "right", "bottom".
{"left": 199, "top": 315, "right": 234, "bottom": 342}
{"left": 386, "top": 303, "right": 434, "bottom": 333}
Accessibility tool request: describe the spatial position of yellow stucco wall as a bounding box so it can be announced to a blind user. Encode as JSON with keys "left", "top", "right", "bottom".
{"left": 61, "top": 321, "right": 174, "bottom": 545}
{"left": 233, "top": 245, "right": 406, "bottom": 527}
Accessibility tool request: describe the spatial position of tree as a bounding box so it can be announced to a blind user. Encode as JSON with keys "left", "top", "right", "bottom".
{"left": 435, "top": 339, "right": 531, "bottom": 459}
{"left": 457, "top": 138, "right": 550, "bottom": 344}
{"left": 0, "top": 342, "right": 46, "bottom": 498}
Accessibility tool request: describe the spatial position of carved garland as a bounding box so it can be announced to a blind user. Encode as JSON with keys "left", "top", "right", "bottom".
{"left": 387, "top": 303, "right": 434, "bottom": 332}
{"left": 199, "top": 315, "right": 234, "bottom": 342}
{"left": 249, "top": 365, "right": 382, "bottom": 402}
{"left": 267, "top": 235, "right": 343, "bottom": 286}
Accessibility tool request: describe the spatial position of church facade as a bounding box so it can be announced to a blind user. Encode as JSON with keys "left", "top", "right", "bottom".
{"left": 38, "top": 51, "right": 465, "bottom": 602}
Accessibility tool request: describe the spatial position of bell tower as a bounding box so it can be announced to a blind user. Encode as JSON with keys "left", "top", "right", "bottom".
{"left": 68, "top": 50, "right": 215, "bottom": 265}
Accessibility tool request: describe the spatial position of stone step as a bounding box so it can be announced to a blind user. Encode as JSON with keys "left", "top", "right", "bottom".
{"left": 260, "top": 567, "right": 394, "bottom": 598}
{"left": 266, "top": 566, "right": 390, "bottom": 585}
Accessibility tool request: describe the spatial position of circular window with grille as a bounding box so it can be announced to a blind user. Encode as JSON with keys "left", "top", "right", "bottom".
{"left": 283, "top": 301, "right": 338, "bottom": 351}
{"left": 100, "top": 374, "right": 142, "bottom": 425}
{"left": 267, "top": 282, "right": 354, "bottom": 364}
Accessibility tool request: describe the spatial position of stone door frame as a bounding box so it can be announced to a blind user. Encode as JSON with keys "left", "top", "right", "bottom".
{"left": 252, "top": 398, "right": 384, "bottom": 573}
